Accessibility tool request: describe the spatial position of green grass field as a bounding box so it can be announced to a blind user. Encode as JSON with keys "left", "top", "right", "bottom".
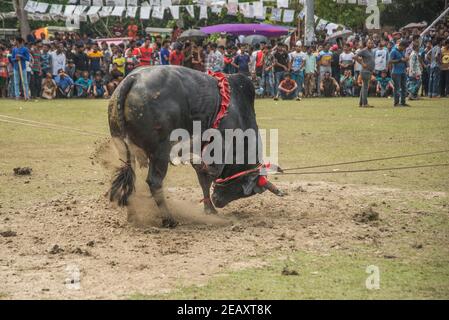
{"left": 0, "top": 97, "right": 448, "bottom": 299}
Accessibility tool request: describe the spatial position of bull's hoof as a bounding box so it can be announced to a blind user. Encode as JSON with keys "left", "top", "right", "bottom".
{"left": 162, "top": 217, "right": 178, "bottom": 228}
{"left": 205, "top": 206, "right": 218, "bottom": 215}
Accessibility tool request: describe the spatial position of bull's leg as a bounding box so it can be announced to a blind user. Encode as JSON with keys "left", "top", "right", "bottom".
{"left": 146, "top": 146, "right": 177, "bottom": 228}
{"left": 194, "top": 169, "right": 217, "bottom": 214}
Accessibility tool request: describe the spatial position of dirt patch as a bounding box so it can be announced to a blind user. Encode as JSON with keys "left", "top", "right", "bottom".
{"left": 13, "top": 167, "right": 32, "bottom": 176}
{"left": 1, "top": 176, "right": 446, "bottom": 299}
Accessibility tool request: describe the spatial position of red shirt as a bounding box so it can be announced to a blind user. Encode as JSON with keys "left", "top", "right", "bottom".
{"left": 139, "top": 46, "right": 153, "bottom": 66}
{"left": 127, "top": 24, "right": 138, "bottom": 39}
{"left": 169, "top": 50, "right": 184, "bottom": 66}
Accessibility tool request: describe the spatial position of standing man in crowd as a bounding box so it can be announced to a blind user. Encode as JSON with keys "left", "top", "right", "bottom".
{"left": 10, "top": 37, "right": 30, "bottom": 100}
{"left": 50, "top": 43, "right": 66, "bottom": 77}
{"left": 303, "top": 46, "right": 317, "bottom": 98}
{"left": 426, "top": 39, "right": 442, "bottom": 98}
{"left": 288, "top": 44, "right": 306, "bottom": 101}
{"left": 317, "top": 44, "right": 332, "bottom": 96}
{"left": 273, "top": 44, "right": 289, "bottom": 97}
{"left": 374, "top": 39, "right": 389, "bottom": 77}
{"left": 354, "top": 40, "right": 375, "bottom": 108}
{"left": 390, "top": 40, "right": 410, "bottom": 106}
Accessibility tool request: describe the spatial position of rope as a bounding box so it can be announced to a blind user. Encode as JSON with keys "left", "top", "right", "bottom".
{"left": 0, "top": 114, "right": 108, "bottom": 138}
{"left": 277, "top": 163, "right": 449, "bottom": 176}
{"left": 281, "top": 150, "right": 449, "bottom": 171}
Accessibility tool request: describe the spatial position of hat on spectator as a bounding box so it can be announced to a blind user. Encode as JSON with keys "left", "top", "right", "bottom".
{"left": 330, "top": 44, "right": 339, "bottom": 51}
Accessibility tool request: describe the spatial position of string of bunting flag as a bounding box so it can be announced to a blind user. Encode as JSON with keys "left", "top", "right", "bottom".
{"left": 9, "top": 0, "right": 389, "bottom": 24}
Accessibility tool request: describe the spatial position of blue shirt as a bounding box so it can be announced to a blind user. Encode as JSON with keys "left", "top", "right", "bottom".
{"left": 9, "top": 46, "right": 30, "bottom": 71}
{"left": 390, "top": 49, "right": 406, "bottom": 74}
{"left": 160, "top": 48, "right": 170, "bottom": 65}
{"left": 75, "top": 77, "right": 92, "bottom": 89}
{"left": 55, "top": 75, "right": 74, "bottom": 90}
{"left": 234, "top": 54, "right": 250, "bottom": 73}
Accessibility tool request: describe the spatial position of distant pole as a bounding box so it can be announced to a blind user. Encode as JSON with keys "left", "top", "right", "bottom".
{"left": 304, "top": 0, "right": 315, "bottom": 46}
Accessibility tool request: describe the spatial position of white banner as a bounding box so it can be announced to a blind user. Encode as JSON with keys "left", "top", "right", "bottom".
{"left": 199, "top": 5, "right": 207, "bottom": 19}
{"left": 283, "top": 9, "right": 294, "bottom": 22}
{"left": 111, "top": 6, "right": 125, "bottom": 16}
{"left": 73, "top": 5, "right": 88, "bottom": 15}
{"left": 49, "top": 4, "right": 63, "bottom": 15}
{"left": 64, "top": 5, "right": 76, "bottom": 16}
{"left": 277, "top": 0, "right": 288, "bottom": 9}
{"left": 152, "top": 6, "right": 165, "bottom": 19}
{"left": 169, "top": 6, "right": 179, "bottom": 19}
{"left": 140, "top": 6, "right": 151, "bottom": 19}
{"left": 185, "top": 5, "right": 195, "bottom": 18}
{"left": 35, "top": 2, "right": 49, "bottom": 13}
{"left": 89, "top": 13, "right": 100, "bottom": 23}
{"left": 98, "top": 6, "right": 113, "bottom": 17}
{"left": 86, "top": 6, "right": 101, "bottom": 15}
{"left": 270, "top": 7, "right": 281, "bottom": 21}
{"left": 126, "top": 6, "right": 138, "bottom": 17}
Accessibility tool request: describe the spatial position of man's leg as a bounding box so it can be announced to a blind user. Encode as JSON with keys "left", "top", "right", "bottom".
{"left": 392, "top": 74, "right": 400, "bottom": 105}
{"left": 400, "top": 73, "right": 407, "bottom": 105}
{"left": 13, "top": 69, "right": 21, "bottom": 98}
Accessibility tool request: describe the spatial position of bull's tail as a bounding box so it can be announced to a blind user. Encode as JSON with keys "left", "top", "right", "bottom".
{"left": 108, "top": 74, "right": 137, "bottom": 206}
{"left": 109, "top": 140, "right": 135, "bottom": 206}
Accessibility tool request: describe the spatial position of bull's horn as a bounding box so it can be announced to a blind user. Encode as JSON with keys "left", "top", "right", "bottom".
{"left": 265, "top": 181, "right": 287, "bottom": 197}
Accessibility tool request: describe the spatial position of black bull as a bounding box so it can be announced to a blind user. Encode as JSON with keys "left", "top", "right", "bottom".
{"left": 108, "top": 66, "right": 284, "bottom": 228}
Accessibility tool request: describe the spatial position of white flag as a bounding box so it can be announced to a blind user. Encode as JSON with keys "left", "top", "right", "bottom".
{"left": 283, "top": 9, "right": 294, "bottom": 22}
{"left": 185, "top": 5, "right": 195, "bottom": 18}
{"left": 111, "top": 6, "right": 125, "bottom": 16}
{"left": 73, "top": 5, "right": 87, "bottom": 15}
{"left": 253, "top": 1, "right": 264, "bottom": 20}
{"left": 161, "top": 0, "right": 172, "bottom": 7}
{"left": 211, "top": 6, "right": 222, "bottom": 14}
{"left": 126, "top": 6, "right": 138, "bottom": 18}
{"left": 140, "top": 6, "right": 151, "bottom": 19}
{"left": 277, "top": 0, "right": 288, "bottom": 9}
{"left": 35, "top": 2, "right": 49, "bottom": 13}
{"left": 49, "top": 4, "right": 63, "bottom": 15}
{"left": 89, "top": 13, "right": 100, "bottom": 23}
{"left": 99, "top": 6, "right": 113, "bottom": 17}
{"left": 199, "top": 5, "right": 207, "bottom": 19}
{"left": 24, "top": 1, "right": 39, "bottom": 13}
{"left": 64, "top": 5, "right": 76, "bottom": 16}
{"left": 86, "top": 6, "right": 101, "bottom": 14}
{"left": 227, "top": 3, "right": 238, "bottom": 16}
{"left": 270, "top": 8, "right": 281, "bottom": 21}
{"left": 152, "top": 6, "right": 165, "bottom": 19}
{"left": 169, "top": 6, "right": 179, "bottom": 19}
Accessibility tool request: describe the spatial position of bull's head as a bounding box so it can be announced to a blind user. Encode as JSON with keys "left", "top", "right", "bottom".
{"left": 211, "top": 165, "right": 286, "bottom": 208}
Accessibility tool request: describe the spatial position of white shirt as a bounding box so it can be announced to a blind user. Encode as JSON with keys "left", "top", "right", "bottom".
{"left": 374, "top": 47, "right": 389, "bottom": 72}
{"left": 50, "top": 51, "right": 66, "bottom": 76}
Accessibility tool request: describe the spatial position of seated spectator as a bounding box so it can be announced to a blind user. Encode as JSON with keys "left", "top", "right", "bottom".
{"left": 112, "top": 51, "right": 126, "bottom": 75}
{"left": 125, "top": 49, "right": 138, "bottom": 76}
{"left": 107, "top": 63, "right": 124, "bottom": 95}
{"left": 376, "top": 70, "right": 394, "bottom": 97}
{"left": 65, "top": 59, "right": 76, "bottom": 80}
{"left": 41, "top": 72, "right": 57, "bottom": 99}
{"left": 320, "top": 71, "right": 340, "bottom": 97}
{"left": 340, "top": 70, "right": 355, "bottom": 97}
{"left": 92, "top": 72, "right": 109, "bottom": 98}
{"left": 75, "top": 71, "right": 92, "bottom": 97}
{"left": 274, "top": 73, "right": 297, "bottom": 100}
{"left": 54, "top": 69, "right": 74, "bottom": 98}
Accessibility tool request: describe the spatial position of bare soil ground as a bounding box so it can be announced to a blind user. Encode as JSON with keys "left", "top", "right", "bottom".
{"left": 1, "top": 171, "right": 446, "bottom": 299}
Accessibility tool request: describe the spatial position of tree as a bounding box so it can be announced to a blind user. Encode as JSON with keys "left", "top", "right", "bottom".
{"left": 12, "top": 0, "right": 31, "bottom": 38}
{"left": 381, "top": 0, "right": 446, "bottom": 28}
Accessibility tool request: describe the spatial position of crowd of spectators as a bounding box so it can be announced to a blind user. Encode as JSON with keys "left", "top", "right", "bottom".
{"left": 1, "top": 20, "right": 449, "bottom": 107}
